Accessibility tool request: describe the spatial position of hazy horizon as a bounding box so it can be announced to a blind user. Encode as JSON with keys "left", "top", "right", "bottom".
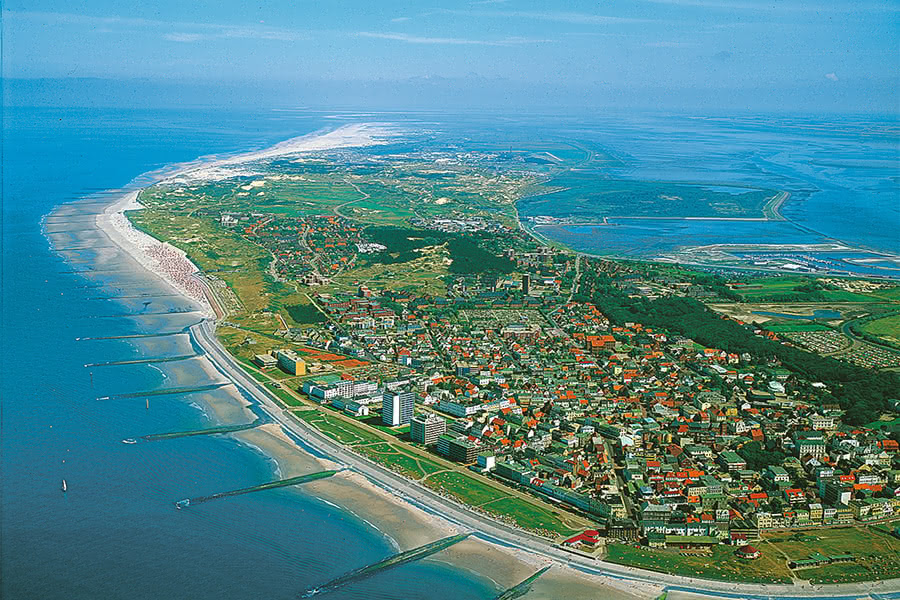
{"left": 3, "top": 1, "right": 898, "bottom": 114}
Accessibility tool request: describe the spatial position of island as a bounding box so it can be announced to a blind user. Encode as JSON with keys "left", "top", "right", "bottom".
{"left": 105, "top": 124, "right": 900, "bottom": 596}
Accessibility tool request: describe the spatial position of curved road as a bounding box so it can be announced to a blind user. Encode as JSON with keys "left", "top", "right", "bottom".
{"left": 191, "top": 318, "right": 900, "bottom": 600}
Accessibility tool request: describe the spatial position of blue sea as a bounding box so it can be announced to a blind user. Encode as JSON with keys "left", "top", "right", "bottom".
{"left": 0, "top": 107, "right": 494, "bottom": 599}
{"left": 519, "top": 112, "right": 900, "bottom": 263}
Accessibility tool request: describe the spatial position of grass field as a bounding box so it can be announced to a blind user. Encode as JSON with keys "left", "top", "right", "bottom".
{"left": 421, "top": 470, "right": 580, "bottom": 536}
{"left": 606, "top": 543, "right": 793, "bottom": 584}
{"left": 294, "top": 410, "right": 384, "bottom": 446}
{"left": 732, "top": 278, "right": 808, "bottom": 299}
{"left": 869, "top": 287, "right": 900, "bottom": 302}
{"left": 263, "top": 381, "right": 305, "bottom": 407}
{"left": 357, "top": 415, "right": 411, "bottom": 438}
{"left": 480, "top": 496, "right": 580, "bottom": 537}
{"left": 354, "top": 442, "right": 444, "bottom": 480}
{"left": 862, "top": 314, "right": 900, "bottom": 343}
{"left": 424, "top": 471, "right": 507, "bottom": 505}
{"left": 764, "top": 526, "right": 900, "bottom": 584}
{"left": 866, "top": 416, "right": 900, "bottom": 430}
{"left": 732, "top": 277, "right": 880, "bottom": 303}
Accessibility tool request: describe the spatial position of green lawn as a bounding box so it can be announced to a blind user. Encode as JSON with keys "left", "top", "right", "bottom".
{"left": 412, "top": 453, "right": 445, "bottom": 476}
{"left": 862, "top": 313, "right": 900, "bottom": 343}
{"left": 235, "top": 358, "right": 273, "bottom": 383}
{"left": 766, "top": 526, "right": 897, "bottom": 558}
{"left": 869, "top": 287, "right": 900, "bottom": 302}
{"left": 764, "top": 526, "right": 900, "bottom": 584}
{"left": 355, "top": 444, "right": 429, "bottom": 479}
{"left": 866, "top": 416, "right": 900, "bottom": 430}
{"left": 821, "top": 290, "right": 881, "bottom": 302}
{"left": 799, "top": 557, "right": 900, "bottom": 585}
{"left": 357, "top": 415, "right": 411, "bottom": 438}
{"left": 606, "top": 543, "right": 793, "bottom": 584}
{"left": 733, "top": 277, "right": 880, "bottom": 303}
{"left": 388, "top": 444, "right": 445, "bottom": 475}
{"left": 732, "top": 277, "right": 808, "bottom": 300}
{"left": 353, "top": 442, "right": 446, "bottom": 481}
{"left": 481, "top": 496, "right": 580, "bottom": 537}
{"left": 294, "top": 410, "right": 383, "bottom": 445}
{"left": 424, "top": 471, "right": 507, "bottom": 506}
{"left": 422, "top": 471, "right": 579, "bottom": 536}
{"left": 263, "top": 381, "right": 304, "bottom": 407}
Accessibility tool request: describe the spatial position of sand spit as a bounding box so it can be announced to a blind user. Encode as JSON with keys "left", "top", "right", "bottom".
{"left": 164, "top": 123, "right": 399, "bottom": 183}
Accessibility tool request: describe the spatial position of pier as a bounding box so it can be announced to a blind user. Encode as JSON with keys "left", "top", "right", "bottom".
{"left": 302, "top": 533, "right": 471, "bottom": 596}
{"left": 88, "top": 310, "right": 202, "bottom": 318}
{"left": 53, "top": 245, "right": 119, "bottom": 251}
{"left": 492, "top": 566, "right": 551, "bottom": 600}
{"left": 57, "top": 268, "right": 138, "bottom": 275}
{"left": 55, "top": 246, "right": 120, "bottom": 252}
{"left": 97, "top": 382, "right": 230, "bottom": 400}
{"left": 134, "top": 418, "right": 262, "bottom": 443}
{"left": 77, "top": 331, "right": 185, "bottom": 341}
{"left": 175, "top": 470, "right": 338, "bottom": 508}
{"left": 45, "top": 228, "right": 103, "bottom": 235}
{"left": 88, "top": 293, "right": 183, "bottom": 300}
{"left": 84, "top": 354, "right": 197, "bottom": 368}
{"left": 75, "top": 331, "right": 187, "bottom": 342}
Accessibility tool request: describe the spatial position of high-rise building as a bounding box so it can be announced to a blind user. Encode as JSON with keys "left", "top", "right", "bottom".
{"left": 436, "top": 433, "right": 478, "bottom": 463}
{"left": 410, "top": 414, "right": 446, "bottom": 446}
{"left": 276, "top": 349, "right": 306, "bottom": 375}
{"left": 521, "top": 273, "right": 531, "bottom": 295}
{"left": 382, "top": 390, "right": 415, "bottom": 426}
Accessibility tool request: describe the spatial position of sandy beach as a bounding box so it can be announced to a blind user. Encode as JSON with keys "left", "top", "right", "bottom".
{"left": 86, "top": 123, "right": 674, "bottom": 599}
{"left": 164, "top": 123, "right": 398, "bottom": 184}
{"left": 228, "top": 416, "right": 660, "bottom": 598}
{"left": 96, "top": 190, "right": 214, "bottom": 318}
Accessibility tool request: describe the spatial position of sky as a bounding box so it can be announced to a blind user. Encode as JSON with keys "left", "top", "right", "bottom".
{"left": 3, "top": 0, "right": 899, "bottom": 112}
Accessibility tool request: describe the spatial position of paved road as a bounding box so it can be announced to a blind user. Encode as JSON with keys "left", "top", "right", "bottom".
{"left": 191, "top": 318, "right": 900, "bottom": 600}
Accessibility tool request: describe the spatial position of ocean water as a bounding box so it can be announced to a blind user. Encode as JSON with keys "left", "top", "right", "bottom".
{"left": 0, "top": 107, "right": 493, "bottom": 599}
{"left": 539, "top": 219, "right": 825, "bottom": 258}
{"left": 519, "top": 112, "right": 900, "bottom": 259}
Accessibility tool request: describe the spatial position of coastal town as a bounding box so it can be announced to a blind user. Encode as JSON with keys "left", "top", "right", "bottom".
{"left": 126, "top": 140, "right": 900, "bottom": 587}
{"left": 199, "top": 211, "right": 900, "bottom": 584}
{"left": 14, "top": 1, "right": 900, "bottom": 598}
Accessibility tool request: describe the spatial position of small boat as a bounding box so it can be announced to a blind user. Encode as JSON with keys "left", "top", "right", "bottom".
{"left": 122, "top": 438, "right": 138, "bottom": 444}
{"left": 61, "top": 479, "right": 67, "bottom": 493}
{"left": 174, "top": 499, "right": 191, "bottom": 509}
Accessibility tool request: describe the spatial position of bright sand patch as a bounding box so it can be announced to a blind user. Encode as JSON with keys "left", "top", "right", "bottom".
{"left": 165, "top": 123, "right": 398, "bottom": 183}
{"left": 227, "top": 419, "right": 661, "bottom": 598}
{"left": 96, "top": 190, "right": 213, "bottom": 317}
{"left": 231, "top": 423, "right": 333, "bottom": 477}
{"left": 527, "top": 568, "right": 660, "bottom": 600}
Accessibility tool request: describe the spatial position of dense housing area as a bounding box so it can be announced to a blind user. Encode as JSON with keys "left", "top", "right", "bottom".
{"left": 130, "top": 140, "right": 900, "bottom": 585}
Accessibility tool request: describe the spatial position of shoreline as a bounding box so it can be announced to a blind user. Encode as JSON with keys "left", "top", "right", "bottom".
{"left": 96, "top": 190, "right": 215, "bottom": 318}
{"left": 528, "top": 221, "right": 900, "bottom": 280}
{"left": 68, "top": 123, "right": 900, "bottom": 599}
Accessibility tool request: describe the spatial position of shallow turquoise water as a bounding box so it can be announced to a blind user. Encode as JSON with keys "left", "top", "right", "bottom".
{"left": 0, "top": 106, "right": 494, "bottom": 600}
